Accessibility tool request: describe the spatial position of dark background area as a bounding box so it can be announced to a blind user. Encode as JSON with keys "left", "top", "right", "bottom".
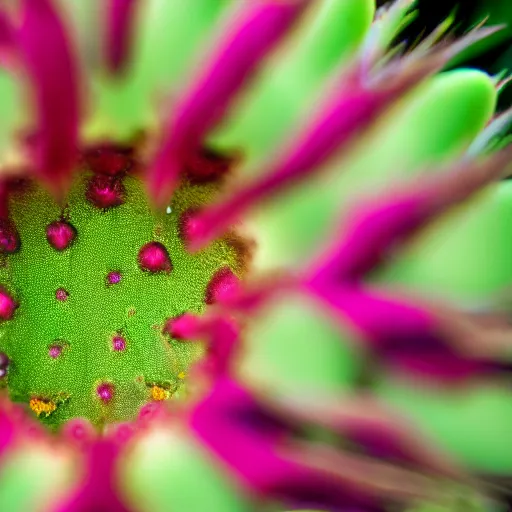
{"left": 377, "top": 0, "right": 512, "bottom": 108}
{"left": 376, "top": 0, "right": 511, "bottom": 63}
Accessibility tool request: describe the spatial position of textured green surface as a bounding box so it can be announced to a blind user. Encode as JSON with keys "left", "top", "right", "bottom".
{"left": 251, "top": 69, "right": 497, "bottom": 271}
{"left": 0, "top": 172, "right": 242, "bottom": 428}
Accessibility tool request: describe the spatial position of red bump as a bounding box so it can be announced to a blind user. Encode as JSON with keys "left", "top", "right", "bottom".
{"left": 55, "top": 288, "right": 69, "bottom": 301}
{"left": 0, "top": 352, "right": 9, "bottom": 368}
{"left": 185, "top": 148, "right": 233, "bottom": 183}
{"left": 0, "top": 288, "right": 17, "bottom": 320}
{"left": 107, "top": 271, "right": 122, "bottom": 285}
{"left": 0, "top": 219, "right": 19, "bottom": 254}
{"left": 84, "top": 146, "right": 132, "bottom": 176}
{"left": 86, "top": 175, "right": 125, "bottom": 209}
{"left": 112, "top": 335, "right": 126, "bottom": 352}
{"left": 46, "top": 220, "right": 76, "bottom": 251}
{"left": 179, "top": 208, "right": 200, "bottom": 246}
{"left": 162, "top": 315, "right": 186, "bottom": 340}
{"left": 0, "top": 352, "right": 9, "bottom": 378}
{"left": 96, "top": 382, "right": 114, "bottom": 403}
{"left": 48, "top": 345, "right": 62, "bottom": 359}
{"left": 206, "top": 267, "right": 240, "bottom": 305}
{"left": 138, "top": 242, "right": 172, "bottom": 273}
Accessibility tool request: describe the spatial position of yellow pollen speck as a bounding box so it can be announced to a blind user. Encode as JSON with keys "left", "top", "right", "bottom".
{"left": 151, "top": 386, "right": 169, "bottom": 401}
{"left": 29, "top": 398, "right": 57, "bottom": 417}
{"left": 178, "top": 372, "right": 186, "bottom": 379}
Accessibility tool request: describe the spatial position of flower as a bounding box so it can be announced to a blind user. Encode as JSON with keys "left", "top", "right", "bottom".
{"left": 0, "top": 0, "right": 509, "bottom": 511}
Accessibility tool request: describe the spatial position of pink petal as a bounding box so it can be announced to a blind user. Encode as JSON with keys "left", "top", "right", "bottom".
{"left": 310, "top": 284, "right": 511, "bottom": 382}
{"left": 18, "top": 0, "right": 79, "bottom": 196}
{"left": 267, "top": 396, "right": 464, "bottom": 481}
{"left": 187, "top": 28, "right": 502, "bottom": 250}
{"left": 173, "top": 313, "right": 240, "bottom": 380}
{"left": 147, "top": 0, "right": 308, "bottom": 205}
{"left": 0, "top": 408, "right": 15, "bottom": 458}
{"left": 105, "top": 0, "right": 138, "bottom": 73}
{"left": 56, "top": 440, "right": 130, "bottom": 512}
{"left": 0, "top": 10, "right": 14, "bottom": 66}
{"left": 190, "top": 378, "right": 435, "bottom": 510}
{"left": 309, "top": 150, "right": 512, "bottom": 285}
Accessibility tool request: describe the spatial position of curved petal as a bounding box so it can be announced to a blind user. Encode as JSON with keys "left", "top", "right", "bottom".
{"left": 309, "top": 150, "right": 512, "bottom": 285}
{"left": 375, "top": 375, "right": 512, "bottom": 473}
{"left": 251, "top": 70, "right": 496, "bottom": 270}
{"left": 147, "top": 0, "right": 309, "bottom": 205}
{"left": 188, "top": 28, "right": 497, "bottom": 250}
{"left": 18, "top": 0, "right": 80, "bottom": 196}
{"left": 209, "top": 0, "right": 375, "bottom": 166}
{"left": 56, "top": 440, "right": 131, "bottom": 512}
{"left": 105, "top": 0, "right": 139, "bottom": 73}
{"left": 380, "top": 181, "right": 512, "bottom": 301}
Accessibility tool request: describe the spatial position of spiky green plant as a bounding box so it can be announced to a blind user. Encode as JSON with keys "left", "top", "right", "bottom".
{"left": 0, "top": 1, "right": 510, "bottom": 511}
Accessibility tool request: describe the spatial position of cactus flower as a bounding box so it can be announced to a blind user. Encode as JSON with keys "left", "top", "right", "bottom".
{"left": 0, "top": 0, "right": 510, "bottom": 511}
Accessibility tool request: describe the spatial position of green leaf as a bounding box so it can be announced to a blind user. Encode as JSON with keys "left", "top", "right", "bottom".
{"left": 380, "top": 181, "right": 512, "bottom": 301}
{"left": 123, "top": 427, "right": 252, "bottom": 512}
{"left": 85, "top": 0, "right": 231, "bottom": 141}
{"left": 209, "top": 0, "right": 375, "bottom": 165}
{"left": 250, "top": 69, "right": 497, "bottom": 271}
{"left": 239, "top": 294, "right": 362, "bottom": 394}
{"left": 375, "top": 372, "right": 512, "bottom": 473}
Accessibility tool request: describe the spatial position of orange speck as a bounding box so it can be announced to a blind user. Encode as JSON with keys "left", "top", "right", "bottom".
{"left": 29, "top": 398, "right": 57, "bottom": 417}
{"left": 151, "top": 385, "right": 169, "bottom": 401}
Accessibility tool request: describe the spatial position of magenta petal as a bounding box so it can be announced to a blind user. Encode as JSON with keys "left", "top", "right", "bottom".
{"left": 0, "top": 10, "right": 14, "bottom": 65}
{"left": 18, "top": 0, "right": 79, "bottom": 196}
{"left": 186, "top": 66, "right": 450, "bottom": 250}
{"left": 191, "top": 378, "right": 385, "bottom": 511}
{"left": 106, "top": 0, "right": 138, "bottom": 73}
{"left": 56, "top": 440, "right": 130, "bottom": 512}
{"left": 313, "top": 193, "right": 427, "bottom": 285}
{"left": 311, "top": 285, "right": 435, "bottom": 351}
{"left": 173, "top": 314, "right": 240, "bottom": 379}
{"left": 204, "top": 316, "right": 239, "bottom": 379}
{"left": 310, "top": 284, "right": 507, "bottom": 382}
{"left": 0, "top": 408, "right": 15, "bottom": 458}
{"left": 309, "top": 152, "right": 512, "bottom": 285}
{"left": 148, "top": 0, "right": 308, "bottom": 205}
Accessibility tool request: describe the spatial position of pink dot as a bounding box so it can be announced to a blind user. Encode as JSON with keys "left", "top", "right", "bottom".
{"left": 49, "top": 345, "right": 62, "bottom": 359}
{"left": 107, "top": 271, "right": 121, "bottom": 285}
{"left": 55, "top": 288, "right": 69, "bottom": 301}
{"left": 46, "top": 221, "right": 76, "bottom": 251}
{"left": 179, "top": 208, "right": 199, "bottom": 245}
{"left": 96, "top": 382, "right": 114, "bottom": 403}
{"left": 112, "top": 335, "right": 126, "bottom": 351}
{"left": 205, "top": 267, "right": 240, "bottom": 305}
{"left": 84, "top": 146, "right": 133, "bottom": 176}
{"left": 138, "top": 242, "right": 172, "bottom": 273}
{"left": 0, "top": 288, "right": 17, "bottom": 320}
{"left": 163, "top": 315, "right": 191, "bottom": 340}
{"left": 86, "top": 175, "right": 125, "bottom": 209}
